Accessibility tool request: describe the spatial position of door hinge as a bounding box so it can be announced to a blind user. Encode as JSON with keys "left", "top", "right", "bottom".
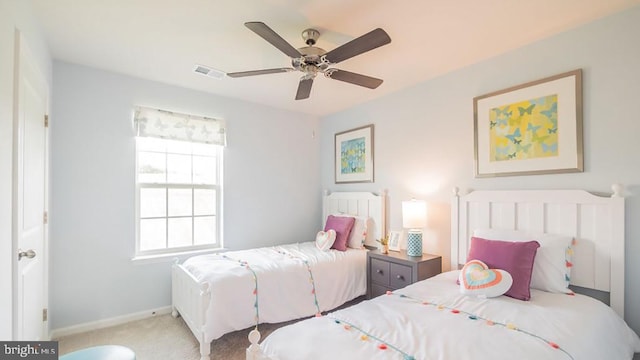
{"left": 42, "top": 308, "right": 48, "bottom": 322}
{"left": 43, "top": 211, "right": 48, "bottom": 224}
{"left": 44, "top": 114, "right": 49, "bottom": 128}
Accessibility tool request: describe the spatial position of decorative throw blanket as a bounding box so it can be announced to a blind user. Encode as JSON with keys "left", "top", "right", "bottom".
{"left": 182, "top": 242, "right": 367, "bottom": 341}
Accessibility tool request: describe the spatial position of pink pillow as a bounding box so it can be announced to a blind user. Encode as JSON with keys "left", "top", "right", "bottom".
{"left": 324, "top": 215, "right": 355, "bottom": 251}
{"left": 467, "top": 237, "right": 540, "bottom": 301}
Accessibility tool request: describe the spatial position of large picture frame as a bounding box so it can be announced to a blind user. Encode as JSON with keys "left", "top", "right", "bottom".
{"left": 473, "top": 69, "right": 583, "bottom": 177}
{"left": 335, "top": 125, "right": 374, "bottom": 183}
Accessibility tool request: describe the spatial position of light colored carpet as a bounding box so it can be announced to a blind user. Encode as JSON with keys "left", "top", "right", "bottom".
{"left": 56, "top": 313, "right": 291, "bottom": 360}
{"left": 55, "top": 296, "right": 364, "bottom": 359}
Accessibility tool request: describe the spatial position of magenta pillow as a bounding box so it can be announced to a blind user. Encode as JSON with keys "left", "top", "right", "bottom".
{"left": 324, "top": 215, "right": 355, "bottom": 251}
{"left": 467, "top": 236, "right": 540, "bottom": 301}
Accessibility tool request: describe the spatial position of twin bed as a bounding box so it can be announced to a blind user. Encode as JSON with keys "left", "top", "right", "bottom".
{"left": 258, "top": 271, "right": 637, "bottom": 359}
{"left": 173, "top": 187, "right": 640, "bottom": 360}
{"left": 171, "top": 191, "right": 386, "bottom": 360}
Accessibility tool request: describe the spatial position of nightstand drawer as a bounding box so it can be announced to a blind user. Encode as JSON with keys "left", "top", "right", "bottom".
{"left": 389, "top": 263, "right": 412, "bottom": 289}
{"left": 370, "top": 258, "right": 390, "bottom": 286}
{"left": 366, "top": 250, "right": 442, "bottom": 300}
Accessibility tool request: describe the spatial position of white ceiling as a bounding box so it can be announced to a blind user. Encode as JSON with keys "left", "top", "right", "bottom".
{"left": 30, "top": 0, "right": 640, "bottom": 117}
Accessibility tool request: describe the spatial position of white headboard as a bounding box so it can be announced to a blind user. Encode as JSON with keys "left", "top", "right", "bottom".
{"left": 322, "top": 190, "right": 387, "bottom": 248}
{"left": 451, "top": 186, "right": 625, "bottom": 317}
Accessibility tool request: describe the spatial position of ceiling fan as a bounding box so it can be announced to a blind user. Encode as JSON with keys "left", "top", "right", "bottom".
{"left": 226, "top": 22, "right": 392, "bottom": 100}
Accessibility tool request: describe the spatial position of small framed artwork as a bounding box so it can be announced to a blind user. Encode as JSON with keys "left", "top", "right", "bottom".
{"left": 388, "top": 230, "right": 402, "bottom": 252}
{"left": 335, "top": 125, "right": 374, "bottom": 183}
{"left": 473, "top": 69, "right": 583, "bottom": 177}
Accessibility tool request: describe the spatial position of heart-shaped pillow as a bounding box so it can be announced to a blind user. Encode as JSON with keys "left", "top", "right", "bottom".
{"left": 459, "top": 259, "right": 513, "bottom": 298}
{"left": 316, "top": 229, "right": 336, "bottom": 251}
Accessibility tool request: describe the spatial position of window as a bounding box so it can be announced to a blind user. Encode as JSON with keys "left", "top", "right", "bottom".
{"left": 133, "top": 107, "right": 225, "bottom": 257}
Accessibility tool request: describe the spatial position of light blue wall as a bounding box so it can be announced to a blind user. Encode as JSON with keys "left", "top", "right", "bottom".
{"left": 49, "top": 62, "right": 320, "bottom": 330}
{"left": 320, "top": 6, "right": 640, "bottom": 334}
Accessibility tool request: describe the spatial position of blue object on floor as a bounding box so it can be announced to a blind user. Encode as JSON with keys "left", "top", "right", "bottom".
{"left": 59, "top": 345, "right": 136, "bottom": 360}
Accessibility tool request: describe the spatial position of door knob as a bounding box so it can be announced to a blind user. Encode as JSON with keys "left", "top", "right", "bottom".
{"left": 18, "top": 249, "right": 36, "bottom": 260}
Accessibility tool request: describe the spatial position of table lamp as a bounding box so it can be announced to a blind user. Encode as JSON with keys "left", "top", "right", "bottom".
{"left": 402, "top": 199, "right": 427, "bottom": 257}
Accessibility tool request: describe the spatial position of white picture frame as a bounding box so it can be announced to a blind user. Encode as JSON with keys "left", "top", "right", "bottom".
{"left": 388, "top": 230, "right": 402, "bottom": 251}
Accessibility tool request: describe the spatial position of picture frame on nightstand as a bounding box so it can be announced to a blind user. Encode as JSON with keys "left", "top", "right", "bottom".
{"left": 388, "top": 230, "right": 402, "bottom": 251}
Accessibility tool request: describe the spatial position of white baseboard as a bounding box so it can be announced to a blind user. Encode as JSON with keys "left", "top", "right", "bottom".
{"left": 50, "top": 305, "right": 173, "bottom": 339}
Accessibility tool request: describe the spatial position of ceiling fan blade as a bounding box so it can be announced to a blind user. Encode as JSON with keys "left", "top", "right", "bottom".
{"left": 324, "top": 28, "right": 391, "bottom": 64}
{"left": 227, "top": 68, "right": 294, "bottom": 78}
{"left": 245, "top": 22, "right": 302, "bottom": 58}
{"left": 326, "top": 69, "right": 383, "bottom": 89}
{"left": 295, "top": 77, "right": 314, "bottom": 100}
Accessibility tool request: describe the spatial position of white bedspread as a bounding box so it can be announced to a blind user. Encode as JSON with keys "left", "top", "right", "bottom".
{"left": 261, "top": 271, "right": 640, "bottom": 360}
{"left": 182, "top": 242, "right": 366, "bottom": 341}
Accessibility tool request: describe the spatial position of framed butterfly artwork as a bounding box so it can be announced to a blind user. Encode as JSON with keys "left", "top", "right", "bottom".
{"left": 473, "top": 69, "right": 583, "bottom": 177}
{"left": 335, "top": 124, "right": 374, "bottom": 183}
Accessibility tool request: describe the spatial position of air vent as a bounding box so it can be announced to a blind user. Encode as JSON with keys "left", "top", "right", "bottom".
{"left": 193, "top": 64, "right": 226, "bottom": 79}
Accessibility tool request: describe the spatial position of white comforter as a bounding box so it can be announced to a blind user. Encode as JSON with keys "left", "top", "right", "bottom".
{"left": 182, "top": 242, "right": 366, "bottom": 341}
{"left": 262, "top": 271, "right": 640, "bottom": 360}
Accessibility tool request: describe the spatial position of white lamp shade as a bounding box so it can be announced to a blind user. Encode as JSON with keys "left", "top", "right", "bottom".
{"left": 402, "top": 199, "right": 427, "bottom": 229}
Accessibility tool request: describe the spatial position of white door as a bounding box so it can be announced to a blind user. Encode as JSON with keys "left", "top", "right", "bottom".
{"left": 14, "top": 31, "right": 48, "bottom": 341}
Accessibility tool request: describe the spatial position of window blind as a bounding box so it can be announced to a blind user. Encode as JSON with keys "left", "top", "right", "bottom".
{"left": 134, "top": 106, "right": 226, "bottom": 146}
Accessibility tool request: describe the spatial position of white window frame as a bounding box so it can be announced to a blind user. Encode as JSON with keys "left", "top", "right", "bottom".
{"left": 134, "top": 139, "right": 223, "bottom": 258}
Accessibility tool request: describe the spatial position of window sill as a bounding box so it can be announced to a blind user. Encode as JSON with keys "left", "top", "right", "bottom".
{"left": 132, "top": 248, "right": 226, "bottom": 265}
